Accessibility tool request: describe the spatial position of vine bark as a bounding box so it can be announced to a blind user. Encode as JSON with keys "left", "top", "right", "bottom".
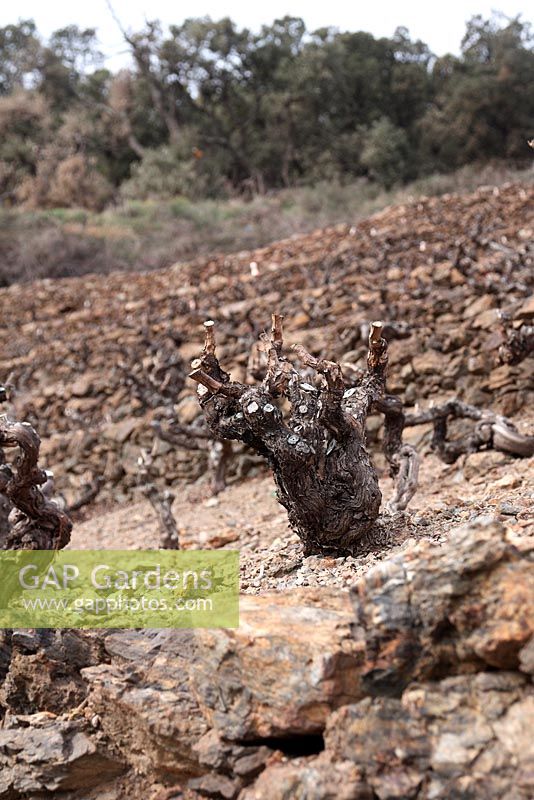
{"left": 190, "top": 316, "right": 418, "bottom": 555}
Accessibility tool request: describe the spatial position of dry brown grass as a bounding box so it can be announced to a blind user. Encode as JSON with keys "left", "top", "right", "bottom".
{"left": 1, "top": 162, "right": 532, "bottom": 286}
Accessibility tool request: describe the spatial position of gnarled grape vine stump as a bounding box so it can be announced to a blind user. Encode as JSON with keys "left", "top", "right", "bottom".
{"left": 190, "top": 316, "right": 419, "bottom": 555}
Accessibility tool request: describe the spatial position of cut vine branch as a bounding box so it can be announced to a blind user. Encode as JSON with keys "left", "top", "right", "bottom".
{"left": 190, "top": 316, "right": 419, "bottom": 555}
{"left": 137, "top": 445, "right": 180, "bottom": 549}
{"left": 405, "top": 400, "right": 534, "bottom": 463}
{"left": 152, "top": 417, "right": 235, "bottom": 496}
{"left": 499, "top": 324, "right": 534, "bottom": 366}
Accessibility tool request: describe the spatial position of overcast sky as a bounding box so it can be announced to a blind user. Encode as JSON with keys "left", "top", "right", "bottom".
{"left": 2, "top": 1, "right": 532, "bottom": 69}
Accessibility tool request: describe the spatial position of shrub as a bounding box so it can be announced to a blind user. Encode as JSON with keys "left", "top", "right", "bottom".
{"left": 361, "top": 117, "right": 413, "bottom": 189}
{"left": 0, "top": 92, "right": 50, "bottom": 200}
{"left": 16, "top": 151, "right": 114, "bottom": 211}
{"left": 121, "top": 143, "right": 227, "bottom": 201}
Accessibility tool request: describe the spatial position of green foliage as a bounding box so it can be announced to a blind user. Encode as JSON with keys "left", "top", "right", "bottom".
{"left": 0, "top": 13, "right": 532, "bottom": 209}
{"left": 121, "top": 140, "right": 227, "bottom": 201}
{"left": 419, "top": 15, "right": 534, "bottom": 169}
{"left": 361, "top": 118, "right": 413, "bottom": 188}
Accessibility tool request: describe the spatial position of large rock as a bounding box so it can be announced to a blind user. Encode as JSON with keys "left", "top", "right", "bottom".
{"left": 352, "top": 520, "right": 534, "bottom": 695}
{"left": 0, "top": 630, "right": 106, "bottom": 716}
{"left": 81, "top": 589, "right": 363, "bottom": 787}
{"left": 322, "top": 671, "right": 533, "bottom": 800}
{"left": 239, "top": 757, "right": 372, "bottom": 799}
{"left": 244, "top": 670, "right": 533, "bottom": 800}
{"left": 82, "top": 629, "right": 209, "bottom": 782}
{"left": 191, "top": 590, "right": 364, "bottom": 740}
{"left": 1, "top": 520, "right": 532, "bottom": 799}
{"left": 325, "top": 697, "right": 429, "bottom": 798}
{"left": 0, "top": 715, "right": 125, "bottom": 798}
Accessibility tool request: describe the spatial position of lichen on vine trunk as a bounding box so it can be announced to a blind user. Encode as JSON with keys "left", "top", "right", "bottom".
{"left": 190, "top": 315, "right": 418, "bottom": 555}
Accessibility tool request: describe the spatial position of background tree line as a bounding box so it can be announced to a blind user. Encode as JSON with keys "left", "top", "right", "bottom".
{"left": 0, "top": 12, "right": 532, "bottom": 210}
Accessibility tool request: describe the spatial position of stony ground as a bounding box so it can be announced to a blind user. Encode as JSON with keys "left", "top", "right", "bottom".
{"left": 72, "top": 414, "right": 533, "bottom": 593}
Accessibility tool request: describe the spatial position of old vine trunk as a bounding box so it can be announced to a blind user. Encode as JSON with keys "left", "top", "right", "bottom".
{"left": 190, "top": 316, "right": 417, "bottom": 555}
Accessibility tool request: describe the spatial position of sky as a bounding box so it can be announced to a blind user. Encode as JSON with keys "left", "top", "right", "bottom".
{"left": 1, "top": 1, "right": 532, "bottom": 70}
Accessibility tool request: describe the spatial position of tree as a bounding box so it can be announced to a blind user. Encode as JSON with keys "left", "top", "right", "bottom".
{"left": 1, "top": 13, "right": 533, "bottom": 207}
{"left": 361, "top": 117, "right": 413, "bottom": 188}
{"left": 0, "top": 20, "right": 41, "bottom": 95}
{"left": 420, "top": 14, "right": 534, "bottom": 168}
{"left": 190, "top": 316, "right": 533, "bottom": 556}
{"left": 0, "top": 414, "right": 72, "bottom": 550}
{"left": 0, "top": 91, "right": 50, "bottom": 201}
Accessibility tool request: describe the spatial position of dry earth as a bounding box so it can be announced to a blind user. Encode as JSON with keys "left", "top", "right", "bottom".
{"left": 72, "top": 432, "right": 533, "bottom": 593}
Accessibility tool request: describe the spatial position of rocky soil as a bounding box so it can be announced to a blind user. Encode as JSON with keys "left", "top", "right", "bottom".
{"left": 0, "top": 182, "right": 532, "bottom": 799}
{"left": 68, "top": 440, "right": 533, "bottom": 594}
{"left": 0, "top": 513, "right": 532, "bottom": 799}
{"left": 0, "top": 183, "right": 532, "bottom": 506}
